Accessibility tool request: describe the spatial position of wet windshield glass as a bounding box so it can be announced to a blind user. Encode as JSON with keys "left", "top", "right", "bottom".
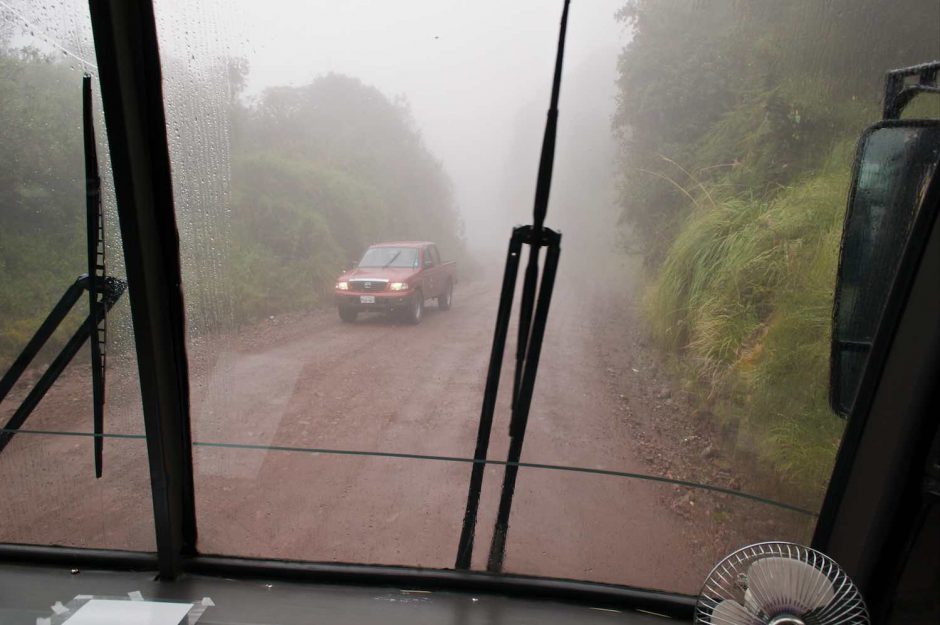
{"left": 1, "top": 0, "right": 938, "bottom": 597}
{"left": 359, "top": 247, "right": 419, "bottom": 268}
{"left": 0, "top": 0, "right": 155, "bottom": 551}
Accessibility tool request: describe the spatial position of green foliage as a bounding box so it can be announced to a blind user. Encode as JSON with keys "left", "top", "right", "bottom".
{"left": 618, "top": 0, "right": 939, "bottom": 497}
{"left": 0, "top": 47, "right": 86, "bottom": 368}
{"left": 646, "top": 151, "right": 851, "bottom": 492}
{"left": 226, "top": 153, "right": 367, "bottom": 319}
{"left": 615, "top": 0, "right": 940, "bottom": 260}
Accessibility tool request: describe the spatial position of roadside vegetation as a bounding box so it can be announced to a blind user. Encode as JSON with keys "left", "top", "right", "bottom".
{"left": 0, "top": 47, "right": 86, "bottom": 366}
{"left": 613, "top": 0, "right": 939, "bottom": 499}
{"left": 0, "top": 37, "right": 463, "bottom": 366}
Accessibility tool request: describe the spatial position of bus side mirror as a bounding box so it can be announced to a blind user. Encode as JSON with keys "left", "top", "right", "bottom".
{"left": 830, "top": 122, "right": 940, "bottom": 417}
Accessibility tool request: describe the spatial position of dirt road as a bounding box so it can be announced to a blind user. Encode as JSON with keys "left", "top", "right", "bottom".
{"left": 0, "top": 265, "right": 812, "bottom": 595}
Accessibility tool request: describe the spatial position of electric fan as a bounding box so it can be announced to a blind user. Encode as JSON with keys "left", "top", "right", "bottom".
{"left": 695, "top": 542, "right": 869, "bottom": 625}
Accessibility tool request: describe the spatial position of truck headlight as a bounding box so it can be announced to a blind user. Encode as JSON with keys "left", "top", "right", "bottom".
{"left": 336, "top": 281, "right": 349, "bottom": 290}
{"left": 389, "top": 282, "right": 409, "bottom": 291}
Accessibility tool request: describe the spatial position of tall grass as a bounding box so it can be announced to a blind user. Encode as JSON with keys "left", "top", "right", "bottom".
{"left": 645, "top": 144, "right": 853, "bottom": 497}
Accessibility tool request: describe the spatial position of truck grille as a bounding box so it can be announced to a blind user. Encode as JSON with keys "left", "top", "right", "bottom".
{"left": 349, "top": 280, "right": 387, "bottom": 292}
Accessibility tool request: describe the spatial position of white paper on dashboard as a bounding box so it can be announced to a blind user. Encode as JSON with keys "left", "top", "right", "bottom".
{"left": 63, "top": 598, "right": 194, "bottom": 625}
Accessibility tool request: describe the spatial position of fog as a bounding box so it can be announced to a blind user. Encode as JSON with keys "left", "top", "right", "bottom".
{"left": 8, "top": 0, "right": 937, "bottom": 593}
{"left": 156, "top": 0, "right": 628, "bottom": 259}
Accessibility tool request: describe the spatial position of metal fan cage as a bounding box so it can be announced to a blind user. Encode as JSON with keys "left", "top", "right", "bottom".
{"left": 695, "top": 542, "right": 869, "bottom": 625}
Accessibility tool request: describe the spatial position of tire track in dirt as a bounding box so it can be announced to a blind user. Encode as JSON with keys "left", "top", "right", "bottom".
{"left": 484, "top": 272, "right": 706, "bottom": 593}
{"left": 193, "top": 282, "right": 497, "bottom": 566}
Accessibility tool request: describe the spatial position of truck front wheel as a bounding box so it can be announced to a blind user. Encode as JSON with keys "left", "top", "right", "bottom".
{"left": 437, "top": 281, "right": 453, "bottom": 311}
{"left": 405, "top": 291, "right": 424, "bottom": 324}
{"left": 338, "top": 307, "right": 358, "bottom": 323}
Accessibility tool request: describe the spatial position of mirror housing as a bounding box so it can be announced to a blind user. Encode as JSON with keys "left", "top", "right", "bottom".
{"left": 830, "top": 121, "right": 940, "bottom": 416}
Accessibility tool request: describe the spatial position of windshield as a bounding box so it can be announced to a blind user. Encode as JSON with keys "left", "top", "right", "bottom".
{"left": 358, "top": 247, "right": 419, "bottom": 269}
{"left": 0, "top": 0, "right": 155, "bottom": 551}
{"left": 1, "top": 0, "right": 938, "bottom": 598}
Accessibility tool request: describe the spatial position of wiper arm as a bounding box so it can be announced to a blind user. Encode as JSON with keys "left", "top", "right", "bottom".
{"left": 456, "top": 0, "right": 570, "bottom": 572}
{"left": 381, "top": 251, "right": 402, "bottom": 268}
{"left": 85, "top": 73, "right": 107, "bottom": 478}
{"left": 0, "top": 76, "right": 125, "bottom": 478}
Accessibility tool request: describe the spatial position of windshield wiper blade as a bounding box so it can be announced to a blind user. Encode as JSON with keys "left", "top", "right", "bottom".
{"left": 381, "top": 251, "right": 402, "bottom": 268}
{"left": 0, "top": 76, "right": 125, "bottom": 478}
{"left": 85, "top": 73, "right": 107, "bottom": 478}
{"left": 456, "top": 0, "right": 570, "bottom": 572}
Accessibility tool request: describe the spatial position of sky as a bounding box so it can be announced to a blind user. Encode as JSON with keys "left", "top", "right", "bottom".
{"left": 154, "top": 0, "right": 630, "bottom": 251}
{"left": 2, "top": 0, "right": 630, "bottom": 252}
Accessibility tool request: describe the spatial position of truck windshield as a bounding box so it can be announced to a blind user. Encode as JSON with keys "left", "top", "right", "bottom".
{"left": 0, "top": 0, "right": 937, "bottom": 600}
{"left": 358, "top": 247, "right": 418, "bottom": 268}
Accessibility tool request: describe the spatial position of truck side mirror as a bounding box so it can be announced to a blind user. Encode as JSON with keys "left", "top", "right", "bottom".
{"left": 830, "top": 121, "right": 940, "bottom": 417}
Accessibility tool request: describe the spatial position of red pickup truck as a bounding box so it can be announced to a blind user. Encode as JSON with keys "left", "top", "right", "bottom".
{"left": 334, "top": 241, "right": 456, "bottom": 324}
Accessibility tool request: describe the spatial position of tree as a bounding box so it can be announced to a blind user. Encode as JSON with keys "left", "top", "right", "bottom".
{"left": 613, "top": 0, "right": 940, "bottom": 260}
{"left": 0, "top": 45, "right": 86, "bottom": 364}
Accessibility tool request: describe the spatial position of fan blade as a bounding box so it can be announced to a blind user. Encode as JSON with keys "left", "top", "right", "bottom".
{"left": 744, "top": 589, "right": 759, "bottom": 614}
{"left": 747, "top": 556, "right": 836, "bottom": 616}
{"left": 696, "top": 544, "right": 867, "bottom": 625}
{"left": 709, "top": 600, "right": 758, "bottom": 625}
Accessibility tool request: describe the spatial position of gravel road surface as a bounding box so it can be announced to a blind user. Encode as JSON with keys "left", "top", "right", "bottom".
{"left": 0, "top": 266, "right": 812, "bottom": 595}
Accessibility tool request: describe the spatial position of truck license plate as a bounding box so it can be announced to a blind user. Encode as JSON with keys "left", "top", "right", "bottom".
{"left": 360, "top": 295, "right": 375, "bottom": 304}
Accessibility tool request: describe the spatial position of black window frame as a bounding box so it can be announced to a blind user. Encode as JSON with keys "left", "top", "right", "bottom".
{"left": 88, "top": 0, "right": 197, "bottom": 578}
